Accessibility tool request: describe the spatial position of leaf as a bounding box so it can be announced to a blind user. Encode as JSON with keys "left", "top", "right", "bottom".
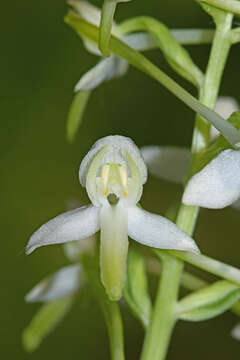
{"left": 177, "top": 280, "right": 240, "bottom": 321}
{"left": 124, "top": 244, "right": 152, "bottom": 329}
{"left": 22, "top": 295, "right": 75, "bottom": 352}
{"left": 66, "top": 90, "right": 91, "bottom": 142}
{"left": 118, "top": 16, "right": 203, "bottom": 89}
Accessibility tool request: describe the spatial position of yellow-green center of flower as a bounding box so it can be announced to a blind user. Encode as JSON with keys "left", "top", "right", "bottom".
{"left": 100, "top": 164, "right": 128, "bottom": 199}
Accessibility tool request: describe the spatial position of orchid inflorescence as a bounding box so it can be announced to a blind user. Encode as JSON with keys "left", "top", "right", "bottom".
{"left": 23, "top": 1, "right": 240, "bottom": 358}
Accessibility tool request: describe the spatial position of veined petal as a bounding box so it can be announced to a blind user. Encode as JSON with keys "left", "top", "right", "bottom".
{"left": 183, "top": 149, "right": 240, "bottom": 209}
{"left": 26, "top": 205, "right": 100, "bottom": 254}
{"left": 141, "top": 145, "right": 190, "bottom": 183}
{"left": 80, "top": 135, "right": 147, "bottom": 187}
{"left": 25, "top": 264, "right": 81, "bottom": 303}
{"left": 128, "top": 206, "right": 199, "bottom": 253}
{"left": 100, "top": 203, "right": 128, "bottom": 300}
{"left": 75, "top": 57, "right": 128, "bottom": 92}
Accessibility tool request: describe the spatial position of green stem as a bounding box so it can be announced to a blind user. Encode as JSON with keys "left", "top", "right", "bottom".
{"left": 141, "top": 12, "right": 233, "bottom": 360}
{"left": 140, "top": 254, "right": 183, "bottom": 360}
{"left": 107, "top": 305, "right": 125, "bottom": 360}
{"left": 191, "top": 12, "right": 233, "bottom": 155}
{"left": 99, "top": 0, "right": 117, "bottom": 57}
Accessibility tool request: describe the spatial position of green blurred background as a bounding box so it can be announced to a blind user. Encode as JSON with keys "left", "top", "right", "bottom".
{"left": 1, "top": 0, "right": 240, "bottom": 358}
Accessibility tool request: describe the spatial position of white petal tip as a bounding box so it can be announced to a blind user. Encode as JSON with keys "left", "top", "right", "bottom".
{"left": 182, "top": 242, "right": 200, "bottom": 254}
{"left": 25, "top": 245, "right": 35, "bottom": 255}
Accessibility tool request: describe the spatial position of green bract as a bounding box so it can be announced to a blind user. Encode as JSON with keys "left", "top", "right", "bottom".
{"left": 177, "top": 280, "right": 240, "bottom": 321}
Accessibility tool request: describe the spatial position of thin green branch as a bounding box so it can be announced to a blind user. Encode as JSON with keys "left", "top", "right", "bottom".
{"left": 167, "top": 250, "right": 240, "bottom": 286}
{"left": 99, "top": 0, "right": 117, "bottom": 56}
{"left": 140, "top": 254, "right": 183, "bottom": 360}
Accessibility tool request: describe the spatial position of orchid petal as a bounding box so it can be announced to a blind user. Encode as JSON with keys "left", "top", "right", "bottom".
{"left": 100, "top": 203, "right": 128, "bottom": 300}
{"left": 25, "top": 265, "right": 81, "bottom": 303}
{"left": 124, "top": 150, "right": 143, "bottom": 204}
{"left": 128, "top": 205, "right": 199, "bottom": 253}
{"left": 26, "top": 205, "right": 100, "bottom": 254}
{"left": 80, "top": 135, "right": 147, "bottom": 187}
{"left": 183, "top": 149, "right": 240, "bottom": 209}
{"left": 141, "top": 145, "right": 190, "bottom": 184}
{"left": 75, "top": 57, "right": 128, "bottom": 92}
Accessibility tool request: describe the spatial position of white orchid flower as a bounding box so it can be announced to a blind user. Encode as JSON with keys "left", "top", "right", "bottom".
{"left": 26, "top": 135, "right": 199, "bottom": 301}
